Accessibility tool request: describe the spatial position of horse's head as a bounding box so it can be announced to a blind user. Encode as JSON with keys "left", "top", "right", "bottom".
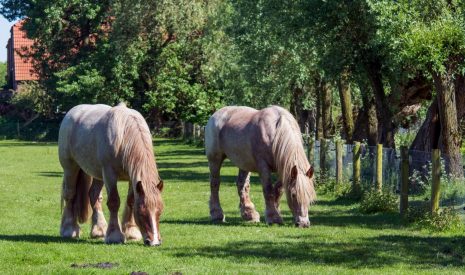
{"left": 286, "top": 165, "right": 315, "bottom": 228}
{"left": 133, "top": 180, "right": 164, "bottom": 246}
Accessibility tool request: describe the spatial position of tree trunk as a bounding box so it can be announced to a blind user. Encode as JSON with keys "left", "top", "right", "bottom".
{"left": 365, "top": 61, "right": 396, "bottom": 148}
{"left": 183, "top": 122, "right": 194, "bottom": 140}
{"left": 315, "top": 77, "right": 323, "bottom": 140}
{"left": 353, "top": 81, "right": 378, "bottom": 146}
{"left": 337, "top": 73, "right": 354, "bottom": 143}
{"left": 320, "top": 80, "right": 333, "bottom": 139}
{"left": 431, "top": 71, "right": 463, "bottom": 178}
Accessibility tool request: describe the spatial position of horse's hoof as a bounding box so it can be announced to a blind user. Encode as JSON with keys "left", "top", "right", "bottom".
{"left": 124, "top": 226, "right": 142, "bottom": 241}
{"left": 105, "top": 230, "right": 126, "bottom": 244}
{"left": 241, "top": 209, "right": 260, "bottom": 223}
{"left": 60, "top": 224, "right": 80, "bottom": 238}
{"left": 210, "top": 210, "right": 226, "bottom": 223}
{"left": 90, "top": 223, "right": 107, "bottom": 239}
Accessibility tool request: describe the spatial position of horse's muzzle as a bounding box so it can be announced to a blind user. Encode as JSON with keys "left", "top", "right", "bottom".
{"left": 294, "top": 217, "right": 310, "bottom": 228}
{"left": 144, "top": 238, "right": 162, "bottom": 246}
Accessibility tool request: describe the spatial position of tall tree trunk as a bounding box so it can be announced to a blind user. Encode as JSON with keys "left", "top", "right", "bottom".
{"left": 365, "top": 61, "right": 396, "bottom": 148}
{"left": 320, "top": 80, "right": 332, "bottom": 138}
{"left": 338, "top": 73, "right": 354, "bottom": 143}
{"left": 431, "top": 70, "right": 463, "bottom": 178}
{"left": 353, "top": 81, "right": 378, "bottom": 146}
{"left": 315, "top": 77, "right": 323, "bottom": 139}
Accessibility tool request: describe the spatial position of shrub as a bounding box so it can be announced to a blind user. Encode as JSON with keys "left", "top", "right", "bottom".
{"left": 359, "top": 190, "right": 398, "bottom": 214}
{"left": 406, "top": 204, "right": 464, "bottom": 232}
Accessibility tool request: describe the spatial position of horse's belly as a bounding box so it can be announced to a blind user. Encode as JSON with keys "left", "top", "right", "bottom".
{"left": 226, "top": 150, "right": 258, "bottom": 172}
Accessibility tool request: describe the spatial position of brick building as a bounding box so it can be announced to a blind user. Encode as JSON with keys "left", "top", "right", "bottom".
{"left": 6, "top": 20, "right": 39, "bottom": 91}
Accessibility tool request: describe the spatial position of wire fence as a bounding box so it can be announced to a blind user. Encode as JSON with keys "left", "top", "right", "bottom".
{"left": 305, "top": 139, "right": 465, "bottom": 220}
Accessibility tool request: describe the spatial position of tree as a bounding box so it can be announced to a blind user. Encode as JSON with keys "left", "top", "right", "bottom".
{"left": 401, "top": 1, "right": 465, "bottom": 177}
{"left": 0, "top": 62, "right": 6, "bottom": 88}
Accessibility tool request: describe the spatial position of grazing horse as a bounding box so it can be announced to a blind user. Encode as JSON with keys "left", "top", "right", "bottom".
{"left": 59, "top": 103, "right": 164, "bottom": 246}
{"left": 205, "top": 106, "right": 316, "bottom": 227}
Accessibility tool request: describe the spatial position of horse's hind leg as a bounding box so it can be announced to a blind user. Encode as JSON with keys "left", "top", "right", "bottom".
{"left": 60, "top": 163, "right": 81, "bottom": 238}
{"left": 236, "top": 169, "right": 260, "bottom": 222}
{"left": 122, "top": 182, "right": 142, "bottom": 241}
{"left": 208, "top": 155, "right": 226, "bottom": 222}
{"left": 89, "top": 179, "right": 107, "bottom": 239}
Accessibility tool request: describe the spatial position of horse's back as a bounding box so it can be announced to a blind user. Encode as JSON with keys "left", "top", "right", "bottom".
{"left": 205, "top": 106, "right": 256, "bottom": 153}
{"left": 206, "top": 106, "right": 277, "bottom": 172}
{"left": 59, "top": 104, "right": 113, "bottom": 178}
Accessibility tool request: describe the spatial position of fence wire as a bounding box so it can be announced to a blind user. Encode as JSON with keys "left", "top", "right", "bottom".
{"left": 305, "top": 139, "right": 465, "bottom": 219}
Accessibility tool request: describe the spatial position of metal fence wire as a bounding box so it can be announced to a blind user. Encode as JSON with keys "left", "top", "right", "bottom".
{"left": 305, "top": 139, "right": 465, "bottom": 219}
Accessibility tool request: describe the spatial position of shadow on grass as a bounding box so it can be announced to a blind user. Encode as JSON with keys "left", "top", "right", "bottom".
{"left": 37, "top": 171, "right": 63, "bottom": 178}
{"left": 0, "top": 234, "right": 103, "bottom": 244}
{"left": 158, "top": 169, "right": 262, "bottom": 186}
{"left": 173, "top": 235, "right": 465, "bottom": 268}
{"left": 311, "top": 212, "right": 403, "bottom": 229}
{"left": 0, "top": 142, "right": 57, "bottom": 147}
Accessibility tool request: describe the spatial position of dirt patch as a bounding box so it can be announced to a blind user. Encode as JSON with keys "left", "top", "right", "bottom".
{"left": 71, "top": 262, "right": 119, "bottom": 269}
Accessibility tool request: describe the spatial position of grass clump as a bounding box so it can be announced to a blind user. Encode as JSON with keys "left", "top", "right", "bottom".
{"left": 359, "top": 190, "right": 398, "bottom": 214}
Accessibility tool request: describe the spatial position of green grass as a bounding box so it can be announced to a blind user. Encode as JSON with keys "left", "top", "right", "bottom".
{"left": 0, "top": 139, "right": 464, "bottom": 274}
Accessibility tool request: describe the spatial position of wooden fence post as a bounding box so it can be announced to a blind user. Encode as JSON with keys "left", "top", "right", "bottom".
{"left": 353, "top": 141, "right": 361, "bottom": 190}
{"left": 320, "top": 138, "right": 327, "bottom": 181}
{"left": 376, "top": 144, "right": 383, "bottom": 192}
{"left": 400, "top": 146, "right": 409, "bottom": 216}
{"left": 307, "top": 135, "right": 314, "bottom": 166}
{"left": 336, "top": 139, "right": 343, "bottom": 184}
{"left": 431, "top": 149, "right": 441, "bottom": 214}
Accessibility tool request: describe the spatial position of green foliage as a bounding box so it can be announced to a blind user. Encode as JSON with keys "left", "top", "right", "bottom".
{"left": 9, "top": 82, "right": 54, "bottom": 116}
{"left": 407, "top": 204, "right": 464, "bottom": 232}
{"left": 0, "top": 62, "right": 6, "bottom": 88}
{"left": 316, "top": 179, "right": 360, "bottom": 201}
{"left": 359, "top": 190, "right": 398, "bottom": 214}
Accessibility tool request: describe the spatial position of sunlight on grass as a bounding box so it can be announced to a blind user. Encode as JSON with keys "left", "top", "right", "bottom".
{"left": 0, "top": 139, "right": 464, "bottom": 274}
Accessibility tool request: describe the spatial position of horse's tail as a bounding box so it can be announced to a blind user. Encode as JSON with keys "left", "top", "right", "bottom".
{"left": 70, "top": 169, "right": 92, "bottom": 223}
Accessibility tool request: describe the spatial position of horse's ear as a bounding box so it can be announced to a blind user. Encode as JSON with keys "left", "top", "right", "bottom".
{"left": 291, "top": 165, "right": 298, "bottom": 180}
{"left": 306, "top": 166, "right": 314, "bottom": 178}
{"left": 136, "top": 181, "right": 145, "bottom": 196}
{"left": 157, "top": 180, "right": 164, "bottom": 192}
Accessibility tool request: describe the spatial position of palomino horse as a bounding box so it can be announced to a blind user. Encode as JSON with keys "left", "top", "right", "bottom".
{"left": 59, "top": 103, "right": 164, "bottom": 246}
{"left": 205, "top": 106, "right": 316, "bottom": 227}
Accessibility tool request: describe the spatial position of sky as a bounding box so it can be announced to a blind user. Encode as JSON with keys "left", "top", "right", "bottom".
{"left": 0, "top": 15, "right": 15, "bottom": 63}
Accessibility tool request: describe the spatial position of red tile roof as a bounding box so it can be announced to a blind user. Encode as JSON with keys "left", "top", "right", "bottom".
{"left": 11, "top": 20, "right": 39, "bottom": 81}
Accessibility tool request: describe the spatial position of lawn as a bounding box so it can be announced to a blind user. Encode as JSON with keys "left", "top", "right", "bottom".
{"left": 0, "top": 139, "right": 464, "bottom": 274}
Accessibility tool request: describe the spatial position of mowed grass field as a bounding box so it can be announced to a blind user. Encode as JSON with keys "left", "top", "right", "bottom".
{"left": 0, "top": 139, "right": 465, "bottom": 274}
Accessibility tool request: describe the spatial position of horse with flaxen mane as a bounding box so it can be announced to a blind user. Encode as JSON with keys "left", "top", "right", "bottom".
{"left": 205, "top": 105, "right": 316, "bottom": 227}
{"left": 59, "top": 103, "right": 164, "bottom": 246}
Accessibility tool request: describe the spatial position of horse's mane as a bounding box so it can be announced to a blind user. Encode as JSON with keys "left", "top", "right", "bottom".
{"left": 109, "top": 104, "right": 162, "bottom": 210}
{"left": 271, "top": 106, "right": 316, "bottom": 205}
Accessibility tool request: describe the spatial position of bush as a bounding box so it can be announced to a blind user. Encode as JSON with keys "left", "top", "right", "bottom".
{"left": 406, "top": 202, "right": 464, "bottom": 232}
{"left": 359, "top": 190, "right": 398, "bottom": 214}
{"left": 316, "top": 179, "right": 361, "bottom": 200}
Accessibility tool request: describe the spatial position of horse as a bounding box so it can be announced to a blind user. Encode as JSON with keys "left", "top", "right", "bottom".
{"left": 205, "top": 105, "right": 316, "bottom": 227}
{"left": 58, "top": 103, "right": 164, "bottom": 246}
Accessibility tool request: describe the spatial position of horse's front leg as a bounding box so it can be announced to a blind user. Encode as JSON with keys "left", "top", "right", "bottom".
{"left": 273, "top": 180, "right": 284, "bottom": 211}
{"left": 236, "top": 169, "right": 260, "bottom": 222}
{"left": 122, "top": 182, "right": 142, "bottom": 241}
{"left": 89, "top": 179, "right": 107, "bottom": 239}
{"left": 258, "top": 167, "right": 283, "bottom": 225}
{"left": 103, "top": 168, "right": 125, "bottom": 244}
